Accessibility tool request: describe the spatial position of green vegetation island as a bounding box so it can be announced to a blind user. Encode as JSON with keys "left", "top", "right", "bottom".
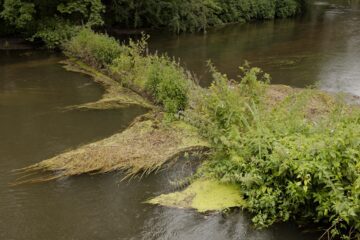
{"left": 1, "top": 1, "right": 359, "bottom": 240}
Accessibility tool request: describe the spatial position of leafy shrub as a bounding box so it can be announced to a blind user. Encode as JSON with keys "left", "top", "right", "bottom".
{"left": 65, "top": 28, "right": 128, "bottom": 68}
{"left": 188, "top": 64, "right": 360, "bottom": 239}
{"left": 146, "top": 56, "right": 189, "bottom": 114}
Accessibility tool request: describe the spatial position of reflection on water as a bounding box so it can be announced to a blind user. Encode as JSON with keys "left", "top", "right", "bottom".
{"left": 148, "top": 0, "right": 360, "bottom": 97}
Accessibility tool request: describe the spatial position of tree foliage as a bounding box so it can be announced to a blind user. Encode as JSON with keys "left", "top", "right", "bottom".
{"left": 0, "top": 0, "right": 104, "bottom": 46}
{"left": 105, "top": 0, "right": 304, "bottom": 33}
{"left": 0, "top": 0, "right": 304, "bottom": 45}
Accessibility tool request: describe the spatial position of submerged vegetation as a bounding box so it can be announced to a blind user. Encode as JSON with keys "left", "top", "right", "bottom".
{"left": 14, "top": 28, "right": 360, "bottom": 239}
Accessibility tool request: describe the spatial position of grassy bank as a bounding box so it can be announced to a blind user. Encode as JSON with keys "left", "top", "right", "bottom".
{"left": 18, "top": 29, "right": 360, "bottom": 239}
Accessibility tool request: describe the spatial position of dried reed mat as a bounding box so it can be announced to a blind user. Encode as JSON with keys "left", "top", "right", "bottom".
{"left": 13, "top": 116, "right": 209, "bottom": 185}
{"left": 62, "top": 59, "right": 153, "bottom": 110}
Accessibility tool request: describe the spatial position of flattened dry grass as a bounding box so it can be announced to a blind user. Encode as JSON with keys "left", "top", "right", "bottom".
{"left": 62, "top": 59, "right": 154, "bottom": 110}
{"left": 265, "top": 85, "right": 337, "bottom": 120}
{"left": 13, "top": 113, "right": 209, "bottom": 185}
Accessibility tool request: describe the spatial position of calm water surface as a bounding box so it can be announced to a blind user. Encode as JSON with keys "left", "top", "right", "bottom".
{"left": 1, "top": 0, "right": 359, "bottom": 239}
{"left": 149, "top": 0, "right": 360, "bottom": 96}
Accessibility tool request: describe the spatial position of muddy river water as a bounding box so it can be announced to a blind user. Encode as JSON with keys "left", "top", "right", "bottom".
{"left": 0, "top": 1, "right": 359, "bottom": 239}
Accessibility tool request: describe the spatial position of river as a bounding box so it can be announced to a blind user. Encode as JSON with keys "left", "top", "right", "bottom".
{"left": 0, "top": 0, "right": 359, "bottom": 239}
{"left": 149, "top": 0, "right": 360, "bottom": 97}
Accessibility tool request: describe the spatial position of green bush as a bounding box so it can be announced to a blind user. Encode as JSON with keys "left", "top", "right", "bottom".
{"left": 146, "top": 56, "right": 189, "bottom": 114}
{"left": 110, "top": 37, "right": 190, "bottom": 115}
{"left": 188, "top": 64, "right": 360, "bottom": 239}
{"left": 188, "top": 62, "right": 269, "bottom": 139}
{"left": 65, "top": 28, "right": 128, "bottom": 68}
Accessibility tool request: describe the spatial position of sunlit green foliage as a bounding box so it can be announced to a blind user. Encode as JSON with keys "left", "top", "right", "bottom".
{"left": 187, "top": 64, "right": 360, "bottom": 239}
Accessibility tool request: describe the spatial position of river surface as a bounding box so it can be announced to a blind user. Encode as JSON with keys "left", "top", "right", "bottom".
{"left": 149, "top": 0, "right": 360, "bottom": 97}
{"left": 1, "top": 0, "right": 359, "bottom": 239}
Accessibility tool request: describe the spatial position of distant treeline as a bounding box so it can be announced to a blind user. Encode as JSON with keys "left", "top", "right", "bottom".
{"left": 0, "top": 0, "right": 304, "bottom": 47}
{"left": 104, "top": 0, "right": 305, "bottom": 33}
